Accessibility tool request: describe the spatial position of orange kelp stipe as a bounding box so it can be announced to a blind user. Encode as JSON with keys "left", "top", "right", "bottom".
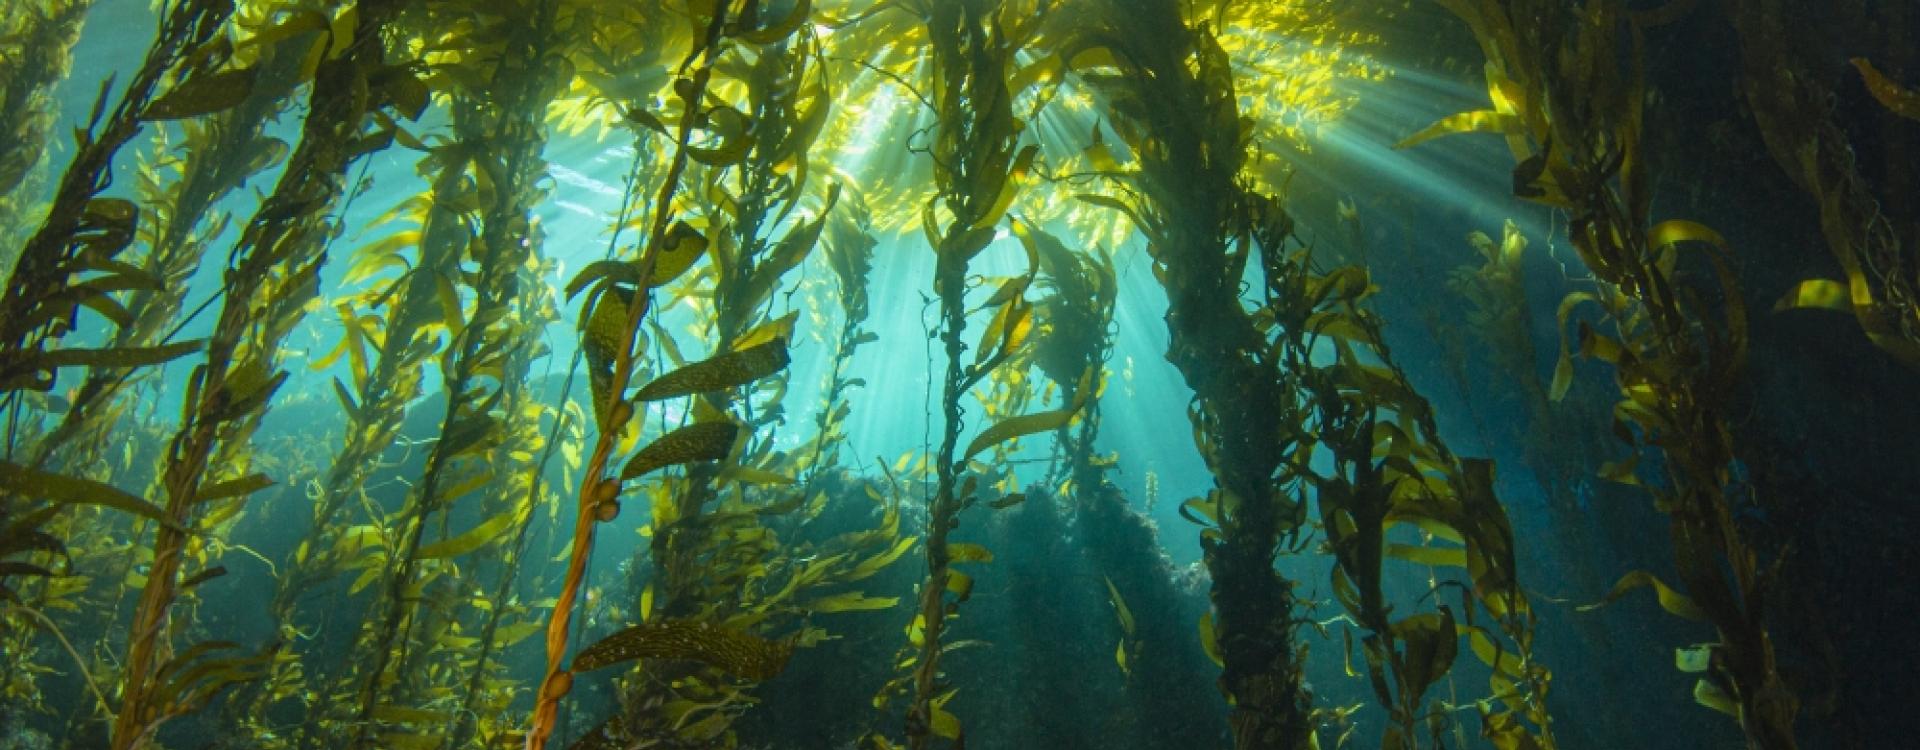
{"left": 522, "top": 7, "right": 731, "bottom": 749}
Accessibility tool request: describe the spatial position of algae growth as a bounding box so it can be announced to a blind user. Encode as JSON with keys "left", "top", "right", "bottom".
{"left": 1, "top": 0, "right": 1915, "bottom": 749}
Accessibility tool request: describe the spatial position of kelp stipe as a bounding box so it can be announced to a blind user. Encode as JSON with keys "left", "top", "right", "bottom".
{"left": 520, "top": 2, "right": 740, "bottom": 746}
{"left": 0, "top": 0, "right": 361, "bottom": 742}
{"left": 643, "top": 16, "right": 835, "bottom": 626}
{"left": 0, "top": 0, "right": 232, "bottom": 392}
{"left": 588, "top": 6, "right": 858, "bottom": 743}
{"left": 1065, "top": 2, "right": 1314, "bottom": 746}
{"left": 0, "top": 0, "right": 233, "bottom": 537}
{"left": 311, "top": 1, "right": 573, "bottom": 747}
{"left": 107, "top": 0, "right": 413, "bottom": 745}
{"left": 801, "top": 185, "right": 879, "bottom": 487}
{"left": 28, "top": 16, "right": 305, "bottom": 480}
{"left": 1405, "top": 0, "right": 1796, "bottom": 746}
{"left": 1729, "top": 2, "right": 1920, "bottom": 370}
{"left": 1272, "top": 217, "right": 1556, "bottom": 749}
{"left": 863, "top": 2, "right": 1068, "bottom": 747}
{"left": 437, "top": 35, "right": 571, "bottom": 750}
{"left": 1017, "top": 220, "right": 1116, "bottom": 500}
{"left": 574, "top": 5, "right": 919, "bottom": 742}
{"left": 0, "top": 0, "right": 92, "bottom": 275}
{"left": 1016, "top": 220, "right": 1224, "bottom": 745}
{"left": 249, "top": 0, "right": 568, "bottom": 732}
{"left": 0, "top": 0, "right": 299, "bottom": 715}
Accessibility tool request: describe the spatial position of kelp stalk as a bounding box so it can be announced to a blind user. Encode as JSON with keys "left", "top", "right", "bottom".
{"left": 523, "top": 7, "right": 731, "bottom": 749}
{"left": 0, "top": 0, "right": 93, "bottom": 268}
{"left": 341, "top": 4, "right": 567, "bottom": 743}
{"left": 802, "top": 192, "right": 877, "bottom": 487}
{"left": 1411, "top": 1, "right": 1796, "bottom": 745}
{"left": 1728, "top": 0, "right": 1920, "bottom": 368}
{"left": 0, "top": 0, "right": 231, "bottom": 389}
{"left": 109, "top": 1, "right": 404, "bottom": 746}
{"left": 906, "top": 0, "right": 1039, "bottom": 744}
{"left": 1020, "top": 220, "right": 1115, "bottom": 496}
{"left": 649, "top": 23, "right": 832, "bottom": 621}
{"left": 27, "top": 9, "right": 309, "bottom": 477}
{"left": 1077, "top": 2, "right": 1313, "bottom": 746}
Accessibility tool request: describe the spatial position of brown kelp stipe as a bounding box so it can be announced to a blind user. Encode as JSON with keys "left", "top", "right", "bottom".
{"left": 110, "top": 0, "right": 412, "bottom": 746}
{"left": 1066, "top": 2, "right": 1315, "bottom": 745}
{"left": 893, "top": 2, "right": 1062, "bottom": 747}
{"left": 1729, "top": 0, "right": 1920, "bottom": 370}
{"left": 1402, "top": 1, "right": 1797, "bottom": 746}
{"left": 523, "top": 5, "right": 733, "bottom": 748}
{"left": 0, "top": 1, "right": 1888, "bottom": 748}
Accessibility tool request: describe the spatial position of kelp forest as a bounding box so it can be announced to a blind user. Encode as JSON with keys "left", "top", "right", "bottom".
{"left": 1, "top": 0, "right": 1915, "bottom": 748}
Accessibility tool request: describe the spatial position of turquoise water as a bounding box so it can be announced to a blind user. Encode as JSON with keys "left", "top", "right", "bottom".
{"left": 2, "top": 2, "right": 1913, "bottom": 749}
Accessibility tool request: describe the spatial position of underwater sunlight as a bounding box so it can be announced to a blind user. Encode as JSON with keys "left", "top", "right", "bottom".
{"left": 2, "top": 1, "right": 1915, "bottom": 749}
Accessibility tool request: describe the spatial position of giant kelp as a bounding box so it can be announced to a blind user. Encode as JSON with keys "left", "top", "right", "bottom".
{"left": 32, "top": 6, "right": 315, "bottom": 735}
{"left": 1066, "top": 2, "right": 1317, "bottom": 746}
{"left": 645, "top": 23, "right": 839, "bottom": 603}
{"left": 8, "top": 25, "right": 322, "bottom": 715}
{"left": 1066, "top": 2, "right": 1561, "bottom": 749}
{"left": 307, "top": 2, "right": 574, "bottom": 747}
{"left": 0, "top": 0, "right": 92, "bottom": 272}
{"left": 2, "top": 0, "right": 357, "bottom": 741}
{"left": 1717, "top": 3, "right": 1919, "bottom": 378}
{"left": 1017, "top": 219, "right": 1116, "bottom": 499}
{"left": 0, "top": 0, "right": 235, "bottom": 395}
{"left": 1274, "top": 240, "right": 1555, "bottom": 749}
{"left": 584, "top": 6, "right": 930, "bottom": 745}
{"left": 26, "top": 8, "right": 305, "bottom": 479}
{"left": 520, "top": 2, "right": 807, "bottom": 746}
{"left": 106, "top": 0, "right": 415, "bottom": 745}
{"left": 883, "top": 2, "right": 1070, "bottom": 747}
{"left": 801, "top": 183, "right": 878, "bottom": 486}
{"left": 1402, "top": 0, "right": 1797, "bottom": 746}
{"left": 0, "top": 0, "right": 1893, "bottom": 748}
{"left": 1728, "top": 1, "right": 1920, "bottom": 371}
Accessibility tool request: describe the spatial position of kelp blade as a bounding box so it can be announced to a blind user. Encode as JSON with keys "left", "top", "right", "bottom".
{"left": 1851, "top": 57, "right": 1920, "bottom": 121}
{"left": 633, "top": 338, "right": 790, "bottom": 402}
{"left": 1577, "top": 569, "right": 1708, "bottom": 621}
{"left": 0, "top": 461, "right": 181, "bottom": 530}
{"left": 620, "top": 422, "right": 739, "bottom": 480}
{"left": 570, "top": 619, "right": 793, "bottom": 680}
{"left": 963, "top": 407, "right": 1075, "bottom": 459}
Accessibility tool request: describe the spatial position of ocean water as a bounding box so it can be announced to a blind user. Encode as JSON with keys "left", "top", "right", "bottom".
{"left": 1, "top": 1, "right": 1914, "bottom": 749}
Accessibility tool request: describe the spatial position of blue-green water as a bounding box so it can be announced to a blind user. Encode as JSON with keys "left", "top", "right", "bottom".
{"left": 2, "top": 2, "right": 1913, "bottom": 749}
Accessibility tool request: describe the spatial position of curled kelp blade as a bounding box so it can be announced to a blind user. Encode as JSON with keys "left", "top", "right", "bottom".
{"left": 632, "top": 337, "right": 790, "bottom": 402}
{"left": 570, "top": 619, "right": 793, "bottom": 681}
{"left": 619, "top": 421, "right": 739, "bottom": 480}
{"left": 580, "top": 285, "right": 637, "bottom": 382}
{"left": 1852, "top": 57, "right": 1920, "bottom": 121}
{"left": 565, "top": 222, "right": 709, "bottom": 301}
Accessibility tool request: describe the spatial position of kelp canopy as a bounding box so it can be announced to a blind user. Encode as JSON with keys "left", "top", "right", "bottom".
{"left": 0, "top": 0, "right": 1914, "bottom": 749}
